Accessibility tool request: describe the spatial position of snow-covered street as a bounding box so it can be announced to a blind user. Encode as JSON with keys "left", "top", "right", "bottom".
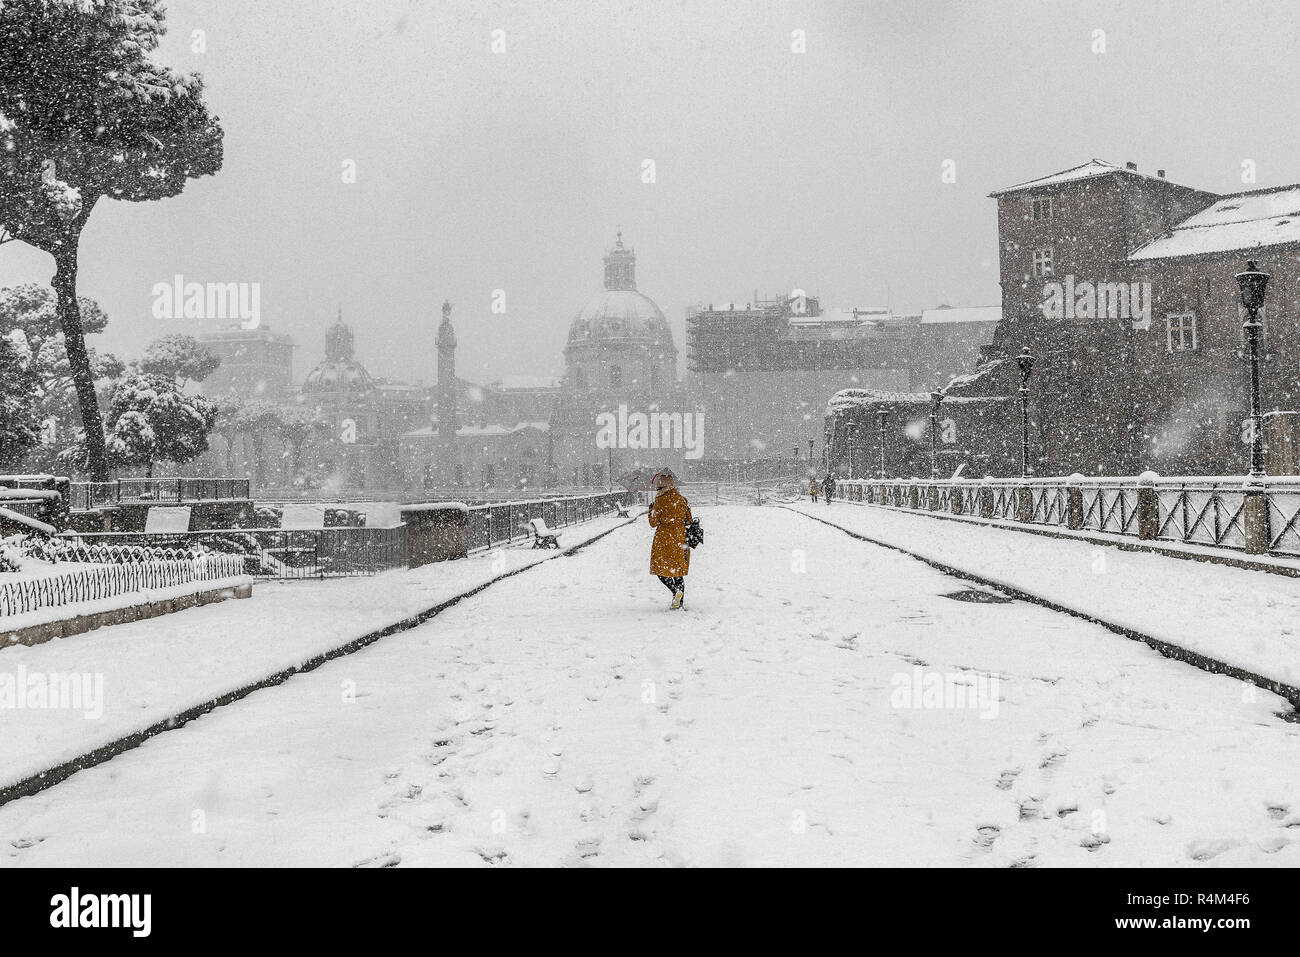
{"left": 3, "top": 504, "right": 1300, "bottom": 867}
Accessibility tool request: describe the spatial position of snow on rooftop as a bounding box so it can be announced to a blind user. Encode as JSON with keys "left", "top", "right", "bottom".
{"left": 919, "top": 306, "right": 1002, "bottom": 325}
{"left": 403, "top": 421, "right": 550, "bottom": 439}
{"left": 1129, "top": 185, "right": 1300, "bottom": 261}
{"left": 826, "top": 388, "right": 933, "bottom": 415}
{"left": 990, "top": 159, "right": 1162, "bottom": 197}
{"left": 789, "top": 307, "right": 871, "bottom": 325}
{"left": 492, "top": 375, "right": 562, "bottom": 391}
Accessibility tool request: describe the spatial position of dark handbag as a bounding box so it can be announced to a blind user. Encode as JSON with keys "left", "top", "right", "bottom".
{"left": 685, "top": 517, "right": 704, "bottom": 548}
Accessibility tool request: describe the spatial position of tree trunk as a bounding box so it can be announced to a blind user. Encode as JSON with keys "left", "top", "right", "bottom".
{"left": 51, "top": 245, "right": 108, "bottom": 481}
{"left": 252, "top": 434, "right": 265, "bottom": 487}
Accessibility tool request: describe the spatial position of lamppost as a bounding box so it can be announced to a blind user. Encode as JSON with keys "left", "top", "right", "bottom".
{"left": 808, "top": 438, "right": 815, "bottom": 468}
{"left": 929, "top": 391, "right": 944, "bottom": 479}
{"left": 847, "top": 424, "right": 857, "bottom": 479}
{"left": 1016, "top": 345, "right": 1035, "bottom": 478}
{"left": 1237, "top": 259, "right": 1271, "bottom": 478}
{"left": 877, "top": 408, "right": 888, "bottom": 479}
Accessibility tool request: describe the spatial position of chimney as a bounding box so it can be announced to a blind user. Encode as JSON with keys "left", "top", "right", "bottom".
{"left": 1157, "top": 169, "right": 1166, "bottom": 178}
{"left": 1126, "top": 161, "right": 1138, "bottom": 171}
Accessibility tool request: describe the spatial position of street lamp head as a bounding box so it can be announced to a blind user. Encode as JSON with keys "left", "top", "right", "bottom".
{"left": 877, "top": 408, "right": 887, "bottom": 425}
{"left": 930, "top": 390, "right": 944, "bottom": 409}
{"left": 1236, "top": 259, "right": 1271, "bottom": 311}
{"left": 1016, "top": 345, "right": 1035, "bottom": 381}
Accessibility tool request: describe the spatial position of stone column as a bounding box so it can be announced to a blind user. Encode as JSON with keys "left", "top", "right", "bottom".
{"left": 1066, "top": 473, "right": 1084, "bottom": 530}
{"left": 1243, "top": 482, "right": 1271, "bottom": 555}
{"left": 1136, "top": 470, "right": 1160, "bottom": 540}
{"left": 401, "top": 504, "right": 468, "bottom": 566}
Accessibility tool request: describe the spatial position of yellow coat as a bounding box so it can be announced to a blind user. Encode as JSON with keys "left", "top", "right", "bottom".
{"left": 648, "top": 487, "right": 692, "bottom": 577}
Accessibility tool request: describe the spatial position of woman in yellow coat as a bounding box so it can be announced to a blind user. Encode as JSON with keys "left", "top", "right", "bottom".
{"left": 648, "top": 469, "right": 692, "bottom": 609}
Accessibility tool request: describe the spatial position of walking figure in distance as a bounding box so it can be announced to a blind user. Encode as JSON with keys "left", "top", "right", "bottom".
{"left": 648, "top": 469, "right": 691, "bottom": 610}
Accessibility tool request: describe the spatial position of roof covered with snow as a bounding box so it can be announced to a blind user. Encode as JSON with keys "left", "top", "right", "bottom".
{"left": 826, "top": 388, "right": 934, "bottom": 415}
{"left": 402, "top": 421, "right": 550, "bottom": 440}
{"left": 491, "top": 375, "right": 562, "bottom": 391}
{"left": 990, "top": 159, "right": 1173, "bottom": 197}
{"left": 1129, "top": 185, "right": 1300, "bottom": 261}
{"left": 920, "top": 306, "right": 1002, "bottom": 326}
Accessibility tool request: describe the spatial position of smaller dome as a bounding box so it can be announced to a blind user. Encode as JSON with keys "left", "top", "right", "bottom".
{"left": 303, "top": 311, "right": 375, "bottom": 396}
{"left": 303, "top": 361, "right": 375, "bottom": 395}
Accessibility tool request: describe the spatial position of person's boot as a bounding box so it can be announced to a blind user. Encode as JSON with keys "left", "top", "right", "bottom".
{"left": 671, "top": 589, "right": 684, "bottom": 610}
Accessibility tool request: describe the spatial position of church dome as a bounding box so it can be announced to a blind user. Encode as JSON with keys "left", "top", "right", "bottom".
{"left": 565, "top": 232, "right": 676, "bottom": 352}
{"left": 302, "top": 310, "right": 376, "bottom": 395}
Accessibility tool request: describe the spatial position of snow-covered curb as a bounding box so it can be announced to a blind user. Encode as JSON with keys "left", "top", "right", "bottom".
{"left": 1, "top": 575, "right": 253, "bottom": 635}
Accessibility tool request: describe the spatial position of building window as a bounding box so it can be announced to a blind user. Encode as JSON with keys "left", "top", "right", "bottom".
{"left": 610, "top": 365, "right": 622, "bottom": 389}
{"left": 1166, "top": 312, "right": 1198, "bottom": 352}
{"left": 1032, "top": 248, "right": 1054, "bottom": 278}
{"left": 574, "top": 367, "right": 587, "bottom": 391}
{"left": 1030, "top": 197, "right": 1052, "bottom": 221}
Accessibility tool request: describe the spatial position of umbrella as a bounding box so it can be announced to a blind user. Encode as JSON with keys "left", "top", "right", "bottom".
{"left": 616, "top": 466, "right": 659, "bottom": 492}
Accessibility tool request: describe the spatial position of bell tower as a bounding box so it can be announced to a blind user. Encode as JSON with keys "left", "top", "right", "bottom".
{"left": 603, "top": 229, "right": 636, "bottom": 291}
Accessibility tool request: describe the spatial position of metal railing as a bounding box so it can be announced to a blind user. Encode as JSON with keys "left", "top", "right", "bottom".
{"left": 835, "top": 474, "right": 1300, "bottom": 560}
{"left": 0, "top": 554, "right": 245, "bottom": 619}
{"left": 55, "top": 526, "right": 408, "bottom": 580}
{"left": 466, "top": 491, "right": 631, "bottom": 552}
{"left": 70, "top": 478, "right": 251, "bottom": 511}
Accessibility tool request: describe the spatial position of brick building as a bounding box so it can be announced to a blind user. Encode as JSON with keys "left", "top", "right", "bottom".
{"left": 984, "top": 158, "right": 1300, "bottom": 476}
{"left": 988, "top": 159, "right": 1218, "bottom": 474}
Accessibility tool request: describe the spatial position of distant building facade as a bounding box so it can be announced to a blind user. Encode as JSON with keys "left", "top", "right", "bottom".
{"left": 197, "top": 326, "right": 295, "bottom": 400}
{"left": 688, "top": 293, "right": 998, "bottom": 466}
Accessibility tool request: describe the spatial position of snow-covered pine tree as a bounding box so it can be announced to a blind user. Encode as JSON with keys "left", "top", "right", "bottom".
{"left": 139, "top": 334, "right": 221, "bottom": 388}
{"left": 0, "top": 329, "right": 39, "bottom": 470}
{"left": 0, "top": 0, "right": 224, "bottom": 480}
{"left": 105, "top": 373, "right": 216, "bottom": 478}
{"left": 0, "top": 284, "right": 122, "bottom": 471}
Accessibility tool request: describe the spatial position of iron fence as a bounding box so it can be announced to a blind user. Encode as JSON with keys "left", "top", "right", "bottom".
{"left": 466, "top": 491, "right": 631, "bottom": 552}
{"left": 0, "top": 554, "right": 245, "bottom": 619}
{"left": 55, "top": 526, "right": 408, "bottom": 580}
{"left": 70, "top": 478, "right": 251, "bottom": 511}
{"left": 835, "top": 475, "right": 1300, "bottom": 560}
{"left": 1154, "top": 482, "right": 1247, "bottom": 550}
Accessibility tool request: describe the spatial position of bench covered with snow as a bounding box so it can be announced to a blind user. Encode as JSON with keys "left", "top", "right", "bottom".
{"left": 523, "top": 517, "right": 560, "bottom": 549}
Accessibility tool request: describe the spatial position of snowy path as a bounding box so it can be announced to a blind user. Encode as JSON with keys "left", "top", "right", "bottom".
{"left": 0, "top": 513, "right": 629, "bottom": 791}
{"left": 4, "top": 505, "right": 1300, "bottom": 867}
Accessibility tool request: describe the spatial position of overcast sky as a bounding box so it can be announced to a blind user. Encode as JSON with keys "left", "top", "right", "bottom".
{"left": 5, "top": 0, "right": 1300, "bottom": 386}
